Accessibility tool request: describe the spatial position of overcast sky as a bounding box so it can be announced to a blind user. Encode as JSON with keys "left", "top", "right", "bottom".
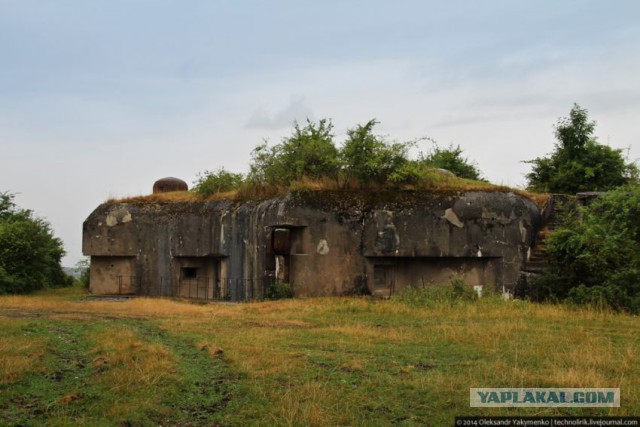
{"left": 1, "top": 0, "right": 639, "bottom": 266}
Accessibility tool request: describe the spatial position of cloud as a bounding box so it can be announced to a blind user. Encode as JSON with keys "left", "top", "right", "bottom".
{"left": 245, "top": 97, "right": 315, "bottom": 130}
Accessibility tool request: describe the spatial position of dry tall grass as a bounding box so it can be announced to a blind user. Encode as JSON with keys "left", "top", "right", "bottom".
{"left": 1, "top": 290, "right": 637, "bottom": 425}
{"left": 104, "top": 173, "right": 546, "bottom": 207}
{"left": 0, "top": 319, "right": 48, "bottom": 385}
{"left": 89, "top": 326, "right": 177, "bottom": 418}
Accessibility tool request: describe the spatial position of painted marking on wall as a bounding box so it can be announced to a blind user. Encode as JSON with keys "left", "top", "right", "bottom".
{"left": 317, "top": 239, "right": 330, "bottom": 255}
{"left": 106, "top": 215, "right": 117, "bottom": 227}
{"left": 442, "top": 208, "right": 464, "bottom": 228}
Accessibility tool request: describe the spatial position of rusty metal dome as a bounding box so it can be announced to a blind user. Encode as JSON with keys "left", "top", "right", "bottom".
{"left": 152, "top": 177, "right": 189, "bottom": 194}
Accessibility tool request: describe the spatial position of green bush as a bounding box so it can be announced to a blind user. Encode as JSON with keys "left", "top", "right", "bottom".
{"left": 264, "top": 282, "right": 295, "bottom": 300}
{"left": 341, "top": 120, "right": 417, "bottom": 186}
{"left": 249, "top": 119, "right": 340, "bottom": 186}
{"left": 538, "top": 185, "right": 640, "bottom": 312}
{"left": 192, "top": 168, "right": 244, "bottom": 197}
{"left": 397, "top": 278, "right": 477, "bottom": 307}
{"left": 422, "top": 143, "right": 483, "bottom": 180}
{"left": 199, "top": 118, "right": 485, "bottom": 192}
{"left": 566, "top": 285, "right": 630, "bottom": 312}
{"left": 0, "top": 192, "right": 70, "bottom": 293}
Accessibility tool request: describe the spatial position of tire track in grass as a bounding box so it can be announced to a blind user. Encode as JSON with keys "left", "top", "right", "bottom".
{"left": 0, "top": 316, "right": 242, "bottom": 426}
{"left": 0, "top": 319, "right": 98, "bottom": 426}
{"left": 122, "top": 320, "right": 243, "bottom": 426}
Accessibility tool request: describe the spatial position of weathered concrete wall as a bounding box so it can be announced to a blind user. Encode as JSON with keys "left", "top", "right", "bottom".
{"left": 83, "top": 190, "right": 541, "bottom": 298}
{"left": 89, "top": 256, "right": 136, "bottom": 294}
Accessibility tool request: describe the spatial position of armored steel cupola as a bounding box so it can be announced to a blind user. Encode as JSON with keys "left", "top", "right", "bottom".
{"left": 152, "top": 177, "right": 188, "bottom": 194}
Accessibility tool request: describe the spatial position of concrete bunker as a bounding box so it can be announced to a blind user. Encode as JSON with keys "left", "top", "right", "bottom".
{"left": 83, "top": 188, "right": 542, "bottom": 300}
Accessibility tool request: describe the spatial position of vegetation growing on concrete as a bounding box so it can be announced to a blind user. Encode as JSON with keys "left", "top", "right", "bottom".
{"left": 0, "top": 288, "right": 638, "bottom": 425}
{"left": 112, "top": 105, "right": 639, "bottom": 205}
{"left": 191, "top": 168, "right": 244, "bottom": 197}
{"left": 188, "top": 118, "right": 488, "bottom": 200}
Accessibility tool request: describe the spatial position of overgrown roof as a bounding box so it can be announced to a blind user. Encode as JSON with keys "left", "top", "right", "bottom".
{"left": 107, "top": 178, "right": 548, "bottom": 210}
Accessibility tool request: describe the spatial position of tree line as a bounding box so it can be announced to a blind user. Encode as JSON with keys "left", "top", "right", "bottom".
{"left": 0, "top": 192, "right": 72, "bottom": 294}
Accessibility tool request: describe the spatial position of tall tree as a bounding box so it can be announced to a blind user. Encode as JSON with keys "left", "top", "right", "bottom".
{"left": 526, "top": 104, "right": 638, "bottom": 193}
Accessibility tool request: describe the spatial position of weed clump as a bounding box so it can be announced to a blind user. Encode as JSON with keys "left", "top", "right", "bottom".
{"left": 396, "top": 278, "right": 478, "bottom": 307}
{"left": 264, "top": 282, "right": 295, "bottom": 300}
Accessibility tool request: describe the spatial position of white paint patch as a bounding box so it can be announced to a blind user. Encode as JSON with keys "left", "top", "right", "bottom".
{"left": 106, "top": 208, "right": 131, "bottom": 226}
{"left": 106, "top": 214, "right": 117, "bottom": 227}
{"left": 519, "top": 219, "right": 527, "bottom": 242}
{"left": 220, "top": 212, "right": 227, "bottom": 245}
{"left": 316, "top": 239, "right": 330, "bottom": 255}
{"left": 442, "top": 208, "right": 464, "bottom": 228}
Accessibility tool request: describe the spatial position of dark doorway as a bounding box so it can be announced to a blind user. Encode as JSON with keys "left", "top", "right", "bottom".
{"left": 373, "top": 265, "right": 395, "bottom": 297}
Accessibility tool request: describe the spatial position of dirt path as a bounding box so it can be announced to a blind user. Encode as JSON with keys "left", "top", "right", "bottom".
{"left": 0, "top": 311, "right": 239, "bottom": 426}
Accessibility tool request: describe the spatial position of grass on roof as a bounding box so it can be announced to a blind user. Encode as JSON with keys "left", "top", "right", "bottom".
{"left": 106, "top": 173, "right": 548, "bottom": 208}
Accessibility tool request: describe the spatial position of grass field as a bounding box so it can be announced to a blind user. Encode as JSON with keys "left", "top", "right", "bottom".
{"left": 0, "top": 288, "right": 638, "bottom": 426}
